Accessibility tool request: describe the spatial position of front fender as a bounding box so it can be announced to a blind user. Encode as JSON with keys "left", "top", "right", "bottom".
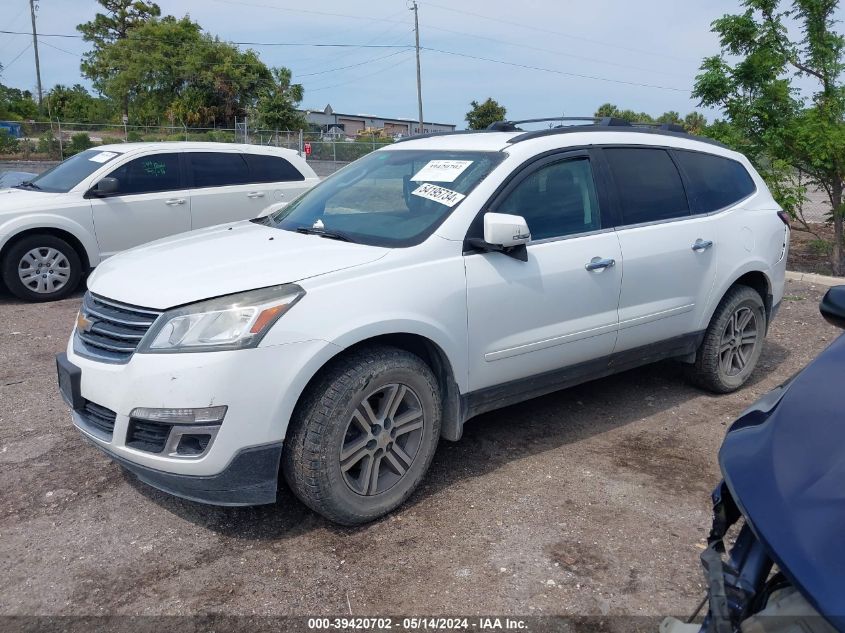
{"left": 0, "top": 213, "right": 100, "bottom": 267}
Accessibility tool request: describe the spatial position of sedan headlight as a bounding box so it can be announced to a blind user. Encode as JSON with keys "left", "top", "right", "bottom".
{"left": 139, "top": 284, "right": 304, "bottom": 353}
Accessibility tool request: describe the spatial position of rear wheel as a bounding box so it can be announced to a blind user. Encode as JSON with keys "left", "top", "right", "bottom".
{"left": 2, "top": 234, "right": 82, "bottom": 302}
{"left": 688, "top": 284, "right": 766, "bottom": 393}
{"left": 283, "top": 345, "right": 441, "bottom": 525}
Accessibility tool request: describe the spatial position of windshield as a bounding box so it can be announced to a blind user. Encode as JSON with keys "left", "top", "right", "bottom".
{"left": 24, "top": 149, "right": 122, "bottom": 193}
{"left": 264, "top": 149, "right": 504, "bottom": 247}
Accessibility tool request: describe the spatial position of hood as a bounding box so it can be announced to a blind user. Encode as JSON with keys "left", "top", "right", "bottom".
{"left": 0, "top": 188, "right": 67, "bottom": 213}
{"left": 720, "top": 333, "right": 845, "bottom": 631}
{"left": 88, "top": 220, "right": 389, "bottom": 309}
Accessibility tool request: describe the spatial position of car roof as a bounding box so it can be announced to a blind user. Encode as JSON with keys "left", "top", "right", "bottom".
{"left": 93, "top": 142, "right": 302, "bottom": 157}
{"left": 388, "top": 127, "right": 744, "bottom": 161}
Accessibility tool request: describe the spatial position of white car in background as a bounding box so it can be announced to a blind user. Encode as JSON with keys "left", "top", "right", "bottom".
{"left": 0, "top": 142, "right": 318, "bottom": 301}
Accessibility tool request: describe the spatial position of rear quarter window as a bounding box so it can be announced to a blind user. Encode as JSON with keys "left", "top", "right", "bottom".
{"left": 244, "top": 154, "right": 305, "bottom": 183}
{"left": 673, "top": 150, "right": 756, "bottom": 213}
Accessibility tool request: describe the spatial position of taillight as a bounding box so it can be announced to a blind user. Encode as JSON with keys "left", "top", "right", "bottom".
{"left": 777, "top": 210, "right": 790, "bottom": 226}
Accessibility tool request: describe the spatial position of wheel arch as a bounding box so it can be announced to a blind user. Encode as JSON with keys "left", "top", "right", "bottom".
{"left": 703, "top": 267, "right": 773, "bottom": 332}
{"left": 0, "top": 225, "right": 95, "bottom": 273}
{"left": 288, "top": 332, "right": 465, "bottom": 443}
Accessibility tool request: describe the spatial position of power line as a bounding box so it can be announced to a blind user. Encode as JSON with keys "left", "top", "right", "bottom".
{"left": 37, "top": 39, "right": 80, "bottom": 57}
{"left": 296, "top": 49, "right": 409, "bottom": 78}
{"left": 306, "top": 52, "right": 414, "bottom": 93}
{"left": 2, "top": 42, "right": 32, "bottom": 72}
{"left": 421, "top": 46, "right": 689, "bottom": 92}
{"left": 419, "top": 1, "right": 698, "bottom": 64}
{"left": 0, "top": 30, "right": 412, "bottom": 49}
{"left": 417, "top": 20, "right": 691, "bottom": 80}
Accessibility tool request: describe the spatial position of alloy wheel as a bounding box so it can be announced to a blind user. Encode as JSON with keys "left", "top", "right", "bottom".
{"left": 719, "top": 306, "right": 759, "bottom": 376}
{"left": 340, "top": 383, "right": 425, "bottom": 496}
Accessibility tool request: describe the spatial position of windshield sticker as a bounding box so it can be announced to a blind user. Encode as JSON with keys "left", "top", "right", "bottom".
{"left": 143, "top": 160, "right": 167, "bottom": 176}
{"left": 88, "top": 151, "right": 118, "bottom": 164}
{"left": 411, "top": 183, "right": 466, "bottom": 207}
{"left": 411, "top": 160, "right": 473, "bottom": 183}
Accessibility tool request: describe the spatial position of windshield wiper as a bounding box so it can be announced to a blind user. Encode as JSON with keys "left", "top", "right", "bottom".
{"left": 295, "top": 227, "right": 357, "bottom": 243}
{"left": 15, "top": 181, "right": 41, "bottom": 190}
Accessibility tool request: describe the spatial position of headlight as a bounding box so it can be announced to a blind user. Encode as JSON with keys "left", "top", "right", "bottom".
{"left": 139, "top": 284, "right": 304, "bottom": 353}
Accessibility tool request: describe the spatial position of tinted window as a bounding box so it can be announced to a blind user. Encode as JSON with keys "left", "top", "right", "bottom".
{"left": 189, "top": 152, "right": 249, "bottom": 188}
{"left": 674, "top": 150, "right": 756, "bottom": 213}
{"left": 498, "top": 158, "right": 601, "bottom": 240}
{"left": 107, "top": 153, "right": 181, "bottom": 195}
{"left": 605, "top": 148, "right": 689, "bottom": 225}
{"left": 245, "top": 154, "right": 304, "bottom": 182}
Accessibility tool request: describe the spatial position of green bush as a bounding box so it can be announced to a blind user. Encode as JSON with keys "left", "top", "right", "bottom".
{"left": 126, "top": 130, "right": 143, "bottom": 142}
{"left": 37, "top": 130, "right": 60, "bottom": 157}
{"left": 99, "top": 136, "right": 124, "bottom": 145}
{"left": 66, "top": 132, "right": 94, "bottom": 156}
{"left": 0, "top": 129, "right": 19, "bottom": 154}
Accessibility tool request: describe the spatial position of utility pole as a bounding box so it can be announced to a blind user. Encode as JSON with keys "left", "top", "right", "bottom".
{"left": 29, "top": 0, "right": 43, "bottom": 110}
{"left": 411, "top": 1, "right": 423, "bottom": 135}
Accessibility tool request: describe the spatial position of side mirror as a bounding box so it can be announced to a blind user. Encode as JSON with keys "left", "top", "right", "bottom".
{"left": 484, "top": 212, "right": 531, "bottom": 248}
{"left": 91, "top": 177, "right": 119, "bottom": 196}
{"left": 467, "top": 213, "right": 531, "bottom": 262}
{"left": 820, "top": 285, "right": 845, "bottom": 329}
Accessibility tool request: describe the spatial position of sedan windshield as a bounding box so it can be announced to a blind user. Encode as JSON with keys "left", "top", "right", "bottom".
{"left": 23, "top": 149, "right": 122, "bottom": 193}
{"left": 264, "top": 149, "right": 504, "bottom": 247}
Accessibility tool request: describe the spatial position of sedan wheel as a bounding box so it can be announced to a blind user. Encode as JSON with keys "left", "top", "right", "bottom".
{"left": 18, "top": 247, "right": 72, "bottom": 295}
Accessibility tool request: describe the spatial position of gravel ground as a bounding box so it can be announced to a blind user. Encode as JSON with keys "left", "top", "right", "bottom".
{"left": 0, "top": 280, "right": 839, "bottom": 620}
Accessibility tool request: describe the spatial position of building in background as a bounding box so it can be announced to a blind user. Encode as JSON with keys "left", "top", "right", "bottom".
{"left": 301, "top": 104, "right": 456, "bottom": 139}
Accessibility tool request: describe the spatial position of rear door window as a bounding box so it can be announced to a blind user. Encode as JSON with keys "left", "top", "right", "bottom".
{"left": 604, "top": 148, "right": 690, "bottom": 225}
{"left": 107, "top": 153, "right": 182, "bottom": 195}
{"left": 189, "top": 152, "right": 249, "bottom": 188}
{"left": 673, "top": 150, "right": 756, "bottom": 213}
{"left": 244, "top": 154, "right": 305, "bottom": 182}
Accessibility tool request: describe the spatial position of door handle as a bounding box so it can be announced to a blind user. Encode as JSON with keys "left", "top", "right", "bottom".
{"left": 585, "top": 257, "right": 616, "bottom": 271}
{"left": 165, "top": 198, "right": 186, "bottom": 206}
{"left": 692, "top": 239, "right": 714, "bottom": 252}
{"left": 247, "top": 191, "right": 265, "bottom": 199}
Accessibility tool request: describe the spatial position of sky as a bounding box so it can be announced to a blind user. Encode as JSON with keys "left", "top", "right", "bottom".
{"left": 0, "top": 0, "right": 833, "bottom": 128}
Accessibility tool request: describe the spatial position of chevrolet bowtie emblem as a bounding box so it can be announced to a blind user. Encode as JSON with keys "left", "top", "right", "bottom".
{"left": 76, "top": 312, "right": 94, "bottom": 333}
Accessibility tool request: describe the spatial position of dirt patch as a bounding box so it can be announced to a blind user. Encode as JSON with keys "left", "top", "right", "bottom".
{"left": 788, "top": 222, "right": 844, "bottom": 276}
{"left": 0, "top": 281, "right": 840, "bottom": 617}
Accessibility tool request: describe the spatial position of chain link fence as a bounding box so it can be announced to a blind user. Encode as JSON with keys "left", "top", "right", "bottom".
{"left": 0, "top": 120, "right": 394, "bottom": 163}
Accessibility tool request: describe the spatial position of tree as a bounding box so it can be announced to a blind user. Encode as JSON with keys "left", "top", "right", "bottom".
{"left": 78, "top": 0, "right": 161, "bottom": 119}
{"left": 45, "top": 84, "right": 115, "bottom": 122}
{"left": 693, "top": 0, "right": 845, "bottom": 275}
{"left": 95, "top": 16, "right": 273, "bottom": 127}
{"left": 0, "top": 83, "right": 38, "bottom": 120}
{"left": 255, "top": 67, "right": 306, "bottom": 130}
{"left": 465, "top": 98, "right": 507, "bottom": 130}
{"left": 593, "top": 103, "right": 708, "bottom": 132}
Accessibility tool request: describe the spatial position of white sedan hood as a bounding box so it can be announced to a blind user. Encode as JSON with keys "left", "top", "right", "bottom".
{"left": 0, "top": 188, "right": 68, "bottom": 213}
{"left": 88, "top": 220, "right": 389, "bottom": 309}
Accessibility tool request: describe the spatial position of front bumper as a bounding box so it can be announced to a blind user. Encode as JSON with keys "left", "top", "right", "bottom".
{"left": 61, "top": 335, "right": 341, "bottom": 504}
{"left": 86, "top": 437, "right": 283, "bottom": 505}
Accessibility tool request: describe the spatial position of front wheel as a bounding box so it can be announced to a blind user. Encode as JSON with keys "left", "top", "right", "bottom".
{"left": 688, "top": 285, "right": 767, "bottom": 393}
{"left": 283, "top": 346, "right": 441, "bottom": 525}
{"left": 2, "top": 234, "right": 82, "bottom": 301}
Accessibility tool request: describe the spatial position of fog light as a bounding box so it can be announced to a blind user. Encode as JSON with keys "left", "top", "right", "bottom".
{"left": 129, "top": 406, "right": 227, "bottom": 424}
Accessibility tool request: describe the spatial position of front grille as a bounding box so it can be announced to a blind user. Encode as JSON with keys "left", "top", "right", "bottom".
{"left": 126, "top": 418, "right": 172, "bottom": 454}
{"left": 75, "top": 292, "right": 162, "bottom": 363}
{"left": 77, "top": 400, "right": 117, "bottom": 440}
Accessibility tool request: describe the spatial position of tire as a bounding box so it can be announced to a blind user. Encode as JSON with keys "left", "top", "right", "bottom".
{"left": 2, "top": 234, "right": 82, "bottom": 302}
{"left": 283, "top": 345, "right": 441, "bottom": 525}
{"left": 688, "top": 284, "right": 767, "bottom": 394}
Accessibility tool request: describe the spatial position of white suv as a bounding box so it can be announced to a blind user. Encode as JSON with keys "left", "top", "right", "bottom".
{"left": 57, "top": 118, "right": 789, "bottom": 525}
{"left": 1, "top": 142, "right": 317, "bottom": 301}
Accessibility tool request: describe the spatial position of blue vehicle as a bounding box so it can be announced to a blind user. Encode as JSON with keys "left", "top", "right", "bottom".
{"left": 663, "top": 286, "right": 845, "bottom": 633}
